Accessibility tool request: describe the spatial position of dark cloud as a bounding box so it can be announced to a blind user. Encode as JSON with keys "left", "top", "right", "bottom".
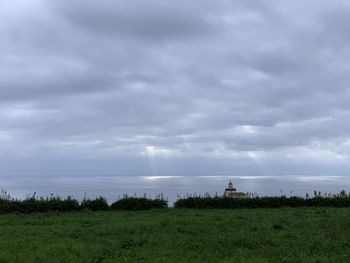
{"left": 51, "top": 1, "right": 220, "bottom": 41}
{"left": 0, "top": 0, "right": 350, "bottom": 177}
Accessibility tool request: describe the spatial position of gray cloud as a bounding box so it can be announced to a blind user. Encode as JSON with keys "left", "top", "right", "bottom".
{"left": 51, "top": 1, "right": 220, "bottom": 41}
{"left": 1, "top": 0, "right": 350, "bottom": 177}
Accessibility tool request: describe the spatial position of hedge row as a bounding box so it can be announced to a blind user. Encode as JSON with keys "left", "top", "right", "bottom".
{"left": 2, "top": 192, "right": 350, "bottom": 212}
{"left": 174, "top": 196, "right": 350, "bottom": 209}
{"left": 0, "top": 195, "right": 168, "bottom": 213}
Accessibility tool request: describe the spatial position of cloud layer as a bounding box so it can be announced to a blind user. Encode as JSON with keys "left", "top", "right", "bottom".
{"left": 1, "top": 0, "right": 350, "bottom": 176}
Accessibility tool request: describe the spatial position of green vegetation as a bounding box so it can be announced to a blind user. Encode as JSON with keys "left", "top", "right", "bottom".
{"left": 1, "top": 190, "right": 349, "bottom": 261}
{"left": 0, "top": 208, "right": 349, "bottom": 262}
{"left": 2, "top": 188, "right": 350, "bottom": 214}
{"left": 174, "top": 195, "right": 350, "bottom": 209}
{"left": 111, "top": 197, "right": 168, "bottom": 210}
{"left": 0, "top": 190, "right": 167, "bottom": 213}
{"left": 81, "top": 196, "right": 110, "bottom": 211}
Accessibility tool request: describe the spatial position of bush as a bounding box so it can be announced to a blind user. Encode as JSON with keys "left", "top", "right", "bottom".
{"left": 0, "top": 194, "right": 80, "bottom": 213}
{"left": 80, "top": 196, "right": 110, "bottom": 211}
{"left": 174, "top": 195, "right": 350, "bottom": 209}
{"left": 111, "top": 197, "right": 168, "bottom": 210}
{"left": 0, "top": 191, "right": 168, "bottom": 213}
{"left": 1, "top": 189, "right": 350, "bottom": 213}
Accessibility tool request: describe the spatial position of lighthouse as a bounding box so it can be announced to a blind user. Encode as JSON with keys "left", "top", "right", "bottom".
{"left": 227, "top": 181, "right": 236, "bottom": 191}
{"left": 224, "top": 180, "right": 246, "bottom": 198}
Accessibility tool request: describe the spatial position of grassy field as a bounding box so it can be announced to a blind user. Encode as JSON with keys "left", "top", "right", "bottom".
{"left": 0, "top": 208, "right": 349, "bottom": 262}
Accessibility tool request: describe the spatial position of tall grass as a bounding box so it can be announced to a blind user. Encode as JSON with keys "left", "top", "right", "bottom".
{"left": 174, "top": 191, "right": 350, "bottom": 209}
{"left": 0, "top": 190, "right": 168, "bottom": 213}
{"left": 2, "top": 189, "right": 350, "bottom": 213}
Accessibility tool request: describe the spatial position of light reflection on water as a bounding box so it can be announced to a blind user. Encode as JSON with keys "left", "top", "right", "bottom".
{"left": 0, "top": 175, "right": 349, "bottom": 205}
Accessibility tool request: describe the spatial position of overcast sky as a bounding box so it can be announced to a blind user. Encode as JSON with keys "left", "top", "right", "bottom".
{"left": 1, "top": 0, "right": 350, "bottom": 178}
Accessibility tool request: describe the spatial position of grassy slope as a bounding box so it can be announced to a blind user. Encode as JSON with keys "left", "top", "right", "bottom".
{"left": 0, "top": 208, "right": 349, "bottom": 263}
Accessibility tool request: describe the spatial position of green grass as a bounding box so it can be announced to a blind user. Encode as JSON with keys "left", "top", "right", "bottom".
{"left": 0, "top": 208, "right": 350, "bottom": 262}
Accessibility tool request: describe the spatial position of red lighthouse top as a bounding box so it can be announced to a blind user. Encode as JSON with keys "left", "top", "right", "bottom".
{"left": 228, "top": 180, "right": 233, "bottom": 189}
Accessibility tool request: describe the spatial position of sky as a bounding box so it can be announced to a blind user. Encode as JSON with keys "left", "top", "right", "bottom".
{"left": 1, "top": 0, "right": 350, "bottom": 183}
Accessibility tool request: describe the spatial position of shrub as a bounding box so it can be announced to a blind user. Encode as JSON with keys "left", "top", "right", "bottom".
{"left": 0, "top": 194, "right": 81, "bottom": 213}
{"left": 0, "top": 191, "right": 170, "bottom": 213}
{"left": 111, "top": 197, "right": 168, "bottom": 210}
{"left": 174, "top": 194, "right": 350, "bottom": 209}
{"left": 80, "top": 196, "right": 110, "bottom": 211}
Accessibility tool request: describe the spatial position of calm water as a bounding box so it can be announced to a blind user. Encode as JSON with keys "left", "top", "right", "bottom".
{"left": 1, "top": 175, "right": 350, "bottom": 205}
